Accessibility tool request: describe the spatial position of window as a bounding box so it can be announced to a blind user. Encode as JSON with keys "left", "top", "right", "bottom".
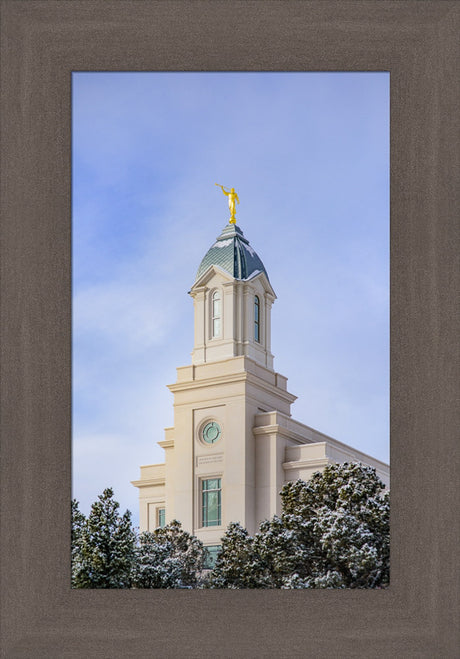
{"left": 212, "top": 290, "right": 221, "bottom": 338}
{"left": 203, "top": 545, "right": 221, "bottom": 569}
{"left": 201, "top": 478, "right": 221, "bottom": 527}
{"left": 201, "top": 421, "right": 222, "bottom": 445}
{"left": 254, "top": 295, "right": 260, "bottom": 342}
{"left": 157, "top": 508, "right": 165, "bottom": 528}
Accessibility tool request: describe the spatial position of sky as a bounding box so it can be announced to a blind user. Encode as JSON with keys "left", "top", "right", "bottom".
{"left": 72, "top": 72, "right": 389, "bottom": 528}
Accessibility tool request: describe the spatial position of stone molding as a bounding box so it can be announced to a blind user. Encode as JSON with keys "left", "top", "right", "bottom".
{"left": 131, "top": 477, "right": 166, "bottom": 488}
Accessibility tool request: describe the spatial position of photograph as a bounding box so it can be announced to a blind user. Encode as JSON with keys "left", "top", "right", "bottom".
{"left": 3, "top": 1, "right": 457, "bottom": 655}
{"left": 72, "top": 71, "right": 389, "bottom": 588}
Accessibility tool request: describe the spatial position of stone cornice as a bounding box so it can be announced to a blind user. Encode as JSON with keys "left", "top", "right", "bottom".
{"left": 131, "top": 477, "right": 166, "bottom": 488}
{"left": 168, "top": 370, "right": 296, "bottom": 404}
{"left": 168, "top": 371, "right": 247, "bottom": 392}
{"left": 158, "top": 439, "right": 174, "bottom": 449}
{"left": 282, "top": 458, "right": 329, "bottom": 471}
{"left": 246, "top": 373, "right": 297, "bottom": 404}
{"left": 253, "top": 423, "right": 311, "bottom": 444}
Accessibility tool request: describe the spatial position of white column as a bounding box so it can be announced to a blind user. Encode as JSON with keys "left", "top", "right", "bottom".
{"left": 191, "top": 288, "right": 207, "bottom": 364}
{"left": 242, "top": 285, "right": 250, "bottom": 349}
{"left": 265, "top": 295, "right": 273, "bottom": 356}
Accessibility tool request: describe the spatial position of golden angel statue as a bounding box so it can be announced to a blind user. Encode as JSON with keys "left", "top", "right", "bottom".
{"left": 215, "top": 184, "right": 240, "bottom": 224}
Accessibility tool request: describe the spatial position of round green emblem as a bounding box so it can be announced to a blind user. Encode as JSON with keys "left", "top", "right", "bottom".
{"left": 202, "top": 421, "right": 222, "bottom": 444}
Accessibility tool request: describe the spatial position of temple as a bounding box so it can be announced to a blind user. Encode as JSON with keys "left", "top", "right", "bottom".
{"left": 132, "top": 213, "right": 389, "bottom": 562}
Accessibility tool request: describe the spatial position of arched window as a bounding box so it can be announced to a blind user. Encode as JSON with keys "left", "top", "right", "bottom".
{"left": 212, "top": 290, "right": 221, "bottom": 338}
{"left": 254, "top": 295, "right": 260, "bottom": 342}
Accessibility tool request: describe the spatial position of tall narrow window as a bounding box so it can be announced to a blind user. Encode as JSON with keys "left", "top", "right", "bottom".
{"left": 212, "top": 290, "right": 221, "bottom": 338}
{"left": 203, "top": 545, "right": 221, "bottom": 569}
{"left": 254, "top": 295, "right": 260, "bottom": 342}
{"left": 157, "top": 508, "right": 165, "bottom": 528}
{"left": 201, "top": 478, "right": 221, "bottom": 527}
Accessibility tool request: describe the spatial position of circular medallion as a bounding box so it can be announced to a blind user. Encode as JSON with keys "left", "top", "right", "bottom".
{"left": 202, "top": 421, "right": 222, "bottom": 444}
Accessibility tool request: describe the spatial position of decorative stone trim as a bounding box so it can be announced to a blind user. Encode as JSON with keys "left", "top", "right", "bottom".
{"left": 282, "top": 458, "right": 329, "bottom": 471}
{"left": 168, "top": 371, "right": 296, "bottom": 405}
{"left": 253, "top": 424, "right": 312, "bottom": 445}
{"left": 131, "top": 477, "right": 166, "bottom": 488}
{"left": 158, "top": 439, "right": 174, "bottom": 449}
{"left": 196, "top": 454, "right": 224, "bottom": 467}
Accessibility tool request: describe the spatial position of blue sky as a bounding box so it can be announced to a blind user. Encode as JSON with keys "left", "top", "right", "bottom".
{"left": 72, "top": 72, "right": 389, "bottom": 527}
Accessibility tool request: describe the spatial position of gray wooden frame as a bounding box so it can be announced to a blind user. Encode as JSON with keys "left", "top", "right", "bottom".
{"left": 1, "top": 1, "right": 458, "bottom": 656}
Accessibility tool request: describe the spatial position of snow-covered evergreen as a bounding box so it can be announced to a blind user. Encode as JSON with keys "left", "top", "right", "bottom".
{"left": 209, "top": 463, "right": 390, "bottom": 589}
{"left": 72, "top": 465, "right": 389, "bottom": 589}
{"left": 71, "top": 488, "right": 136, "bottom": 588}
{"left": 207, "top": 522, "right": 266, "bottom": 589}
{"left": 131, "top": 534, "right": 184, "bottom": 588}
{"left": 72, "top": 494, "right": 205, "bottom": 589}
{"left": 71, "top": 499, "right": 87, "bottom": 586}
{"left": 132, "top": 520, "right": 204, "bottom": 588}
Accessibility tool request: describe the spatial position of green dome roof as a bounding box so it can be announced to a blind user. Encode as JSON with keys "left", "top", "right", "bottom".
{"left": 195, "top": 224, "right": 269, "bottom": 284}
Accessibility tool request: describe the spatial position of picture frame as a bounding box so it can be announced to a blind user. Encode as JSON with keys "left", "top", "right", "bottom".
{"left": 1, "top": 1, "right": 458, "bottom": 655}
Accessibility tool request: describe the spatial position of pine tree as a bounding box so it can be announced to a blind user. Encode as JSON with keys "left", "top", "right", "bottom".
{"left": 208, "top": 522, "right": 267, "bottom": 588}
{"left": 132, "top": 532, "right": 183, "bottom": 588}
{"left": 72, "top": 488, "right": 136, "bottom": 588}
{"left": 252, "top": 514, "right": 317, "bottom": 588}
{"left": 137, "top": 520, "right": 204, "bottom": 588}
{"left": 209, "top": 463, "right": 390, "bottom": 589}
{"left": 71, "top": 499, "right": 87, "bottom": 587}
{"left": 280, "top": 463, "right": 390, "bottom": 588}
